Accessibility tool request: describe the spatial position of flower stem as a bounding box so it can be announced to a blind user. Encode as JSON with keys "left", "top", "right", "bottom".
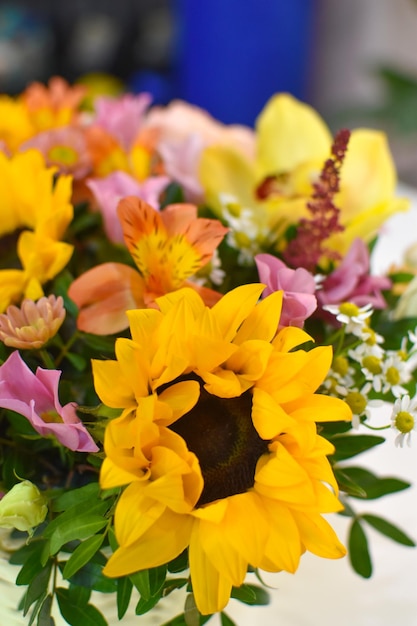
{"left": 38, "top": 349, "right": 56, "bottom": 369}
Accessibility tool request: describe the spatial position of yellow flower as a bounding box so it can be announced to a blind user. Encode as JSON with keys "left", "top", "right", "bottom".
{"left": 0, "top": 150, "right": 74, "bottom": 312}
{"left": 0, "top": 150, "right": 73, "bottom": 239}
{"left": 199, "top": 93, "right": 408, "bottom": 258}
{"left": 93, "top": 284, "right": 351, "bottom": 615}
{"left": 0, "top": 96, "right": 35, "bottom": 152}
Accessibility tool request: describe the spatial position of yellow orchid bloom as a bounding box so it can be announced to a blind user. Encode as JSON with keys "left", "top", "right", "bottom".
{"left": 199, "top": 93, "right": 408, "bottom": 260}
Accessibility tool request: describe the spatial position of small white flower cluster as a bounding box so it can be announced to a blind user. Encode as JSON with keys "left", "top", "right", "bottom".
{"left": 219, "top": 193, "right": 272, "bottom": 264}
{"left": 323, "top": 303, "right": 417, "bottom": 444}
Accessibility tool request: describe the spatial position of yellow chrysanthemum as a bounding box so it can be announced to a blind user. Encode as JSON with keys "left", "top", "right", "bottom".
{"left": 199, "top": 93, "right": 408, "bottom": 258}
{"left": 0, "top": 95, "right": 35, "bottom": 152}
{"left": 93, "top": 284, "right": 351, "bottom": 615}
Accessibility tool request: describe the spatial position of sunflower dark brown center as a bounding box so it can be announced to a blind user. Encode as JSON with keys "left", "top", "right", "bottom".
{"left": 169, "top": 381, "right": 270, "bottom": 506}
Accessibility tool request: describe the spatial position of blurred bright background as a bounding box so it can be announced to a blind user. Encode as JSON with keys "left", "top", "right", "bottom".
{"left": 2, "top": 0, "right": 417, "bottom": 186}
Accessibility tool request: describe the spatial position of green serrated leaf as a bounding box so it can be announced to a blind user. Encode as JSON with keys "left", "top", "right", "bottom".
{"left": 330, "top": 434, "right": 385, "bottom": 461}
{"left": 348, "top": 519, "right": 372, "bottom": 578}
{"left": 231, "top": 583, "right": 270, "bottom": 606}
{"left": 362, "top": 514, "right": 416, "bottom": 546}
{"left": 63, "top": 533, "right": 105, "bottom": 579}
{"left": 221, "top": 612, "right": 237, "bottom": 626}
{"left": 338, "top": 466, "right": 411, "bottom": 499}
{"left": 117, "top": 576, "right": 133, "bottom": 620}
{"left": 56, "top": 587, "right": 108, "bottom": 626}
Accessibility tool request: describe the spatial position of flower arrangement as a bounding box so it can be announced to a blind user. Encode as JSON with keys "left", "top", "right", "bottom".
{"left": 0, "top": 76, "right": 416, "bottom": 626}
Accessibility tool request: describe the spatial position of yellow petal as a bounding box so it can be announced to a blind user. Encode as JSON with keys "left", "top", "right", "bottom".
{"left": 158, "top": 380, "right": 200, "bottom": 425}
{"left": 211, "top": 284, "right": 265, "bottom": 342}
{"left": 104, "top": 508, "right": 193, "bottom": 577}
{"left": 199, "top": 145, "right": 256, "bottom": 216}
{"left": 92, "top": 359, "right": 136, "bottom": 409}
{"left": 286, "top": 393, "right": 352, "bottom": 422}
{"left": 189, "top": 522, "right": 233, "bottom": 614}
{"left": 234, "top": 290, "right": 283, "bottom": 344}
{"left": 256, "top": 93, "right": 331, "bottom": 177}
{"left": 291, "top": 510, "right": 346, "bottom": 559}
{"left": 115, "top": 483, "right": 165, "bottom": 546}
{"left": 251, "top": 387, "right": 296, "bottom": 439}
{"left": 260, "top": 499, "right": 301, "bottom": 572}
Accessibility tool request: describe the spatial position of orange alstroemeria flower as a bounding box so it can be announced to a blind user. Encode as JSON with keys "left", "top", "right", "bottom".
{"left": 21, "top": 76, "right": 86, "bottom": 132}
{"left": 68, "top": 198, "right": 228, "bottom": 335}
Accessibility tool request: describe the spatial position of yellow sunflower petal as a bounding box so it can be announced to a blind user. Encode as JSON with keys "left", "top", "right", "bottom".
{"left": 104, "top": 508, "right": 193, "bottom": 577}
{"left": 189, "top": 522, "right": 233, "bottom": 615}
{"left": 291, "top": 510, "right": 346, "bottom": 559}
{"left": 115, "top": 483, "right": 165, "bottom": 547}
{"left": 92, "top": 359, "right": 136, "bottom": 409}
{"left": 158, "top": 380, "right": 201, "bottom": 425}
{"left": 251, "top": 387, "right": 296, "bottom": 439}
{"left": 211, "top": 284, "right": 265, "bottom": 342}
{"left": 260, "top": 499, "right": 302, "bottom": 573}
{"left": 234, "top": 290, "right": 283, "bottom": 344}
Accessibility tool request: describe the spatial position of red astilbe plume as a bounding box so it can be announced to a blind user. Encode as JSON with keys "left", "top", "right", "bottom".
{"left": 283, "top": 129, "right": 350, "bottom": 272}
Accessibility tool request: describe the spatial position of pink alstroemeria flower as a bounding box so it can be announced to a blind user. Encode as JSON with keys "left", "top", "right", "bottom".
{"left": 0, "top": 351, "right": 98, "bottom": 452}
{"left": 255, "top": 253, "right": 317, "bottom": 328}
{"left": 317, "top": 238, "right": 391, "bottom": 309}
{"left": 87, "top": 171, "right": 170, "bottom": 243}
{"left": 93, "top": 93, "right": 152, "bottom": 151}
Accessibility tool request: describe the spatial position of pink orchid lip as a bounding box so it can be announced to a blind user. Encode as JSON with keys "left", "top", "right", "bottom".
{"left": 0, "top": 351, "right": 98, "bottom": 453}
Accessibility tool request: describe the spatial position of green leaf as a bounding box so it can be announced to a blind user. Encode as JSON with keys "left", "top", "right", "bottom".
{"left": 334, "top": 468, "right": 368, "bottom": 498}
{"left": 52, "top": 482, "right": 100, "bottom": 512}
{"left": 362, "top": 514, "right": 416, "bottom": 546}
{"left": 135, "top": 592, "right": 162, "bottom": 615}
{"left": 130, "top": 570, "right": 150, "bottom": 600}
{"left": 231, "top": 583, "right": 270, "bottom": 606}
{"left": 65, "top": 352, "right": 87, "bottom": 371}
{"left": 56, "top": 588, "right": 108, "bottom": 626}
{"left": 221, "top": 613, "right": 237, "bottom": 626}
{"left": 63, "top": 533, "right": 105, "bottom": 579}
{"left": 130, "top": 564, "right": 167, "bottom": 600}
{"left": 348, "top": 519, "right": 372, "bottom": 578}
{"left": 330, "top": 434, "right": 385, "bottom": 461}
{"left": 184, "top": 593, "right": 200, "bottom": 626}
{"left": 163, "top": 578, "right": 188, "bottom": 596}
{"left": 117, "top": 576, "right": 133, "bottom": 620}
{"left": 36, "top": 594, "right": 55, "bottom": 626}
{"left": 49, "top": 516, "right": 107, "bottom": 555}
{"left": 66, "top": 558, "right": 117, "bottom": 593}
{"left": 16, "top": 547, "right": 47, "bottom": 586}
{"left": 23, "top": 563, "right": 52, "bottom": 616}
{"left": 339, "top": 467, "right": 411, "bottom": 499}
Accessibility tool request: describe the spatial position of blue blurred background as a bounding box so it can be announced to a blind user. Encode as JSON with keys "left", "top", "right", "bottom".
{"left": 2, "top": 0, "right": 417, "bottom": 181}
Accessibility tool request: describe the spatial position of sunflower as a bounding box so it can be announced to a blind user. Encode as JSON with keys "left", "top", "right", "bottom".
{"left": 92, "top": 284, "right": 351, "bottom": 615}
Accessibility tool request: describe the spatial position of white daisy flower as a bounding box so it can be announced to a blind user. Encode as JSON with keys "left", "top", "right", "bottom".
{"left": 391, "top": 394, "right": 417, "bottom": 447}
{"left": 323, "top": 302, "right": 373, "bottom": 337}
